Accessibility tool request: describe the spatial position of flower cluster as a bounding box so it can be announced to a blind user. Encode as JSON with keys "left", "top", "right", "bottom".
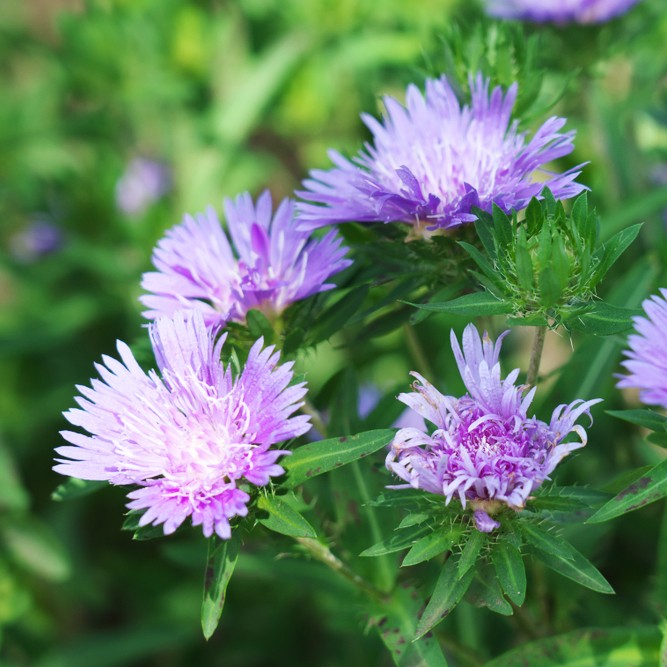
{"left": 617, "top": 289, "right": 667, "bottom": 410}
{"left": 485, "top": 0, "right": 640, "bottom": 24}
{"left": 299, "top": 75, "right": 584, "bottom": 234}
{"left": 141, "top": 190, "right": 351, "bottom": 328}
{"left": 386, "top": 325, "right": 601, "bottom": 532}
{"left": 55, "top": 311, "right": 310, "bottom": 539}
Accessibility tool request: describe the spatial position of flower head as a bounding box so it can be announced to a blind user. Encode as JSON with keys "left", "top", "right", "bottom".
{"left": 141, "top": 191, "right": 351, "bottom": 328}
{"left": 54, "top": 311, "right": 311, "bottom": 539}
{"left": 386, "top": 325, "right": 601, "bottom": 531}
{"left": 298, "top": 74, "right": 584, "bottom": 234}
{"left": 485, "top": 0, "right": 640, "bottom": 24}
{"left": 617, "top": 289, "right": 667, "bottom": 410}
{"left": 115, "top": 157, "right": 171, "bottom": 216}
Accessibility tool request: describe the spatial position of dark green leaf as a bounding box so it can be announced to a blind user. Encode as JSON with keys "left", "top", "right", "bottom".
{"left": 51, "top": 478, "right": 107, "bottom": 503}
{"left": 201, "top": 536, "right": 240, "bottom": 640}
{"left": 406, "top": 291, "right": 512, "bottom": 317}
{"left": 567, "top": 302, "right": 642, "bottom": 336}
{"left": 587, "top": 458, "right": 667, "bottom": 524}
{"left": 492, "top": 541, "right": 526, "bottom": 606}
{"left": 121, "top": 511, "right": 168, "bottom": 541}
{"left": 592, "top": 224, "right": 642, "bottom": 283}
{"left": 466, "top": 568, "right": 513, "bottom": 616}
{"left": 245, "top": 309, "right": 274, "bottom": 343}
{"left": 257, "top": 494, "right": 317, "bottom": 538}
{"left": 414, "top": 556, "right": 475, "bottom": 639}
{"left": 458, "top": 530, "right": 485, "bottom": 577}
{"left": 360, "top": 524, "right": 430, "bottom": 557}
{"left": 402, "top": 527, "right": 460, "bottom": 567}
{"left": 519, "top": 523, "right": 575, "bottom": 562}
{"left": 282, "top": 429, "right": 395, "bottom": 488}
{"left": 607, "top": 409, "right": 667, "bottom": 432}
{"left": 309, "top": 285, "right": 369, "bottom": 344}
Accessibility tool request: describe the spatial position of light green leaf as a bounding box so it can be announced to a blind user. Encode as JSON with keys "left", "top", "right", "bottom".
{"left": 406, "top": 291, "right": 512, "bottom": 317}
{"left": 201, "top": 536, "right": 240, "bottom": 640}
{"left": 401, "top": 528, "right": 459, "bottom": 567}
{"left": 282, "top": 429, "right": 395, "bottom": 489}
{"left": 257, "top": 494, "right": 317, "bottom": 538}
{"left": 587, "top": 458, "right": 667, "bottom": 524}
{"left": 458, "top": 530, "right": 486, "bottom": 577}
{"left": 360, "top": 524, "right": 430, "bottom": 557}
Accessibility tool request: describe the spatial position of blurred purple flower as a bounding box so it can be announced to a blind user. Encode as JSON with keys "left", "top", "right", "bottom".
{"left": 141, "top": 190, "right": 351, "bottom": 328}
{"left": 10, "top": 219, "right": 63, "bottom": 262}
{"left": 115, "top": 157, "right": 171, "bottom": 216}
{"left": 298, "top": 74, "right": 584, "bottom": 235}
{"left": 617, "top": 289, "right": 667, "bottom": 410}
{"left": 485, "top": 0, "right": 640, "bottom": 23}
{"left": 54, "top": 310, "right": 311, "bottom": 539}
{"left": 386, "top": 325, "right": 601, "bottom": 532}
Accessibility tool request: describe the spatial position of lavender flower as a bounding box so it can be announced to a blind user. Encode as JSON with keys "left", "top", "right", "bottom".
{"left": 116, "top": 157, "right": 171, "bottom": 216}
{"left": 54, "top": 311, "right": 310, "bottom": 539}
{"left": 9, "top": 218, "right": 63, "bottom": 262}
{"left": 485, "top": 0, "right": 640, "bottom": 24}
{"left": 617, "top": 289, "right": 667, "bottom": 410}
{"left": 141, "top": 191, "right": 351, "bottom": 328}
{"left": 386, "top": 325, "right": 601, "bottom": 532}
{"left": 298, "top": 74, "right": 584, "bottom": 235}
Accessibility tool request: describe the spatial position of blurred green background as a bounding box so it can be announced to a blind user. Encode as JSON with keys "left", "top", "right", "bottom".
{"left": 2, "top": 0, "right": 667, "bottom": 665}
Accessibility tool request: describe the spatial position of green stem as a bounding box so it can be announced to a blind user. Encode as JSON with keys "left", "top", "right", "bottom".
{"left": 295, "top": 537, "right": 387, "bottom": 602}
{"left": 404, "top": 324, "right": 435, "bottom": 379}
{"left": 526, "top": 326, "right": 547, "bottom": 387}
{"left": 300, "top": 397, "right": 328, "bottom": 437}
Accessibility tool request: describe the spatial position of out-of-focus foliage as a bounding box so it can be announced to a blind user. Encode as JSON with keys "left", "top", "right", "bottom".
{"left": 2, "top": 0, "right": 667, "bottom": 665}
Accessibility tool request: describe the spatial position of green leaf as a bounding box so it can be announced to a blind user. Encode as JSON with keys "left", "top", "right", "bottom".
{"left": 257, "top": 494, "right": 317, "bottom": 538}
{"left": 397, "top": 512, "right": 431, "bottom": 529}
{"left": 371, "top": 585, "right": 449, "bottom": 667}
{"left": 458, "top": 530, "right": 486, "bottom": 577}
{"left": 567, "top": 302, "right": 642, "bottom": 336}
{"left": 519, "top": 523, "right": 576, "bottom": 562}
{"left": 201, "top": 536, "right": 240, "bottom": 640}
{"left": 485, "top": 626, "right": 660, "bottom": 667}
{"left": 0, "top": 445, "right": 29, "bottom": 511}
{"left": 607, "top": 409, "right": 667, "bottom": 432}
{"left": 402, "top": 527, "right": 459, "bottom": 567}
{"left": 526, "top": 540, "right": 614, "bottom": 595}
{"left": 245, "top": 309, "right": 274, "bottom": 343}
{"left": 592, "top": 223, "right": 642, "bottom": 283}
{"left": 492, "top": 541, "right": 526, "bottom": 606}
{"left": 309, "top": 285, "right": 370, "bottom": 344}
{"left": 414, "top": 556, "right": 475, "bottom": 640}
{"left": 282, "top": 429, "right": 395, "bottom": 489}
{"left": 360, "top": 524, "right": 430, "bottom": 557}
{"left": 587, "top": 458, "right": 667, "bottom": 524}
{"left": 466, "top": 568, "right": 514, "bottom": 616}
{"left": 458, "top": 241, "right": 505, "bottom": 289}
{"left": 121, "top": 511, "right": 168, "bottom": 541}
{"left": 406, "top": 291, "right": 512, "bottom": 317}
{"left": 51, "top": 478, "right": 107, "bottom": 503}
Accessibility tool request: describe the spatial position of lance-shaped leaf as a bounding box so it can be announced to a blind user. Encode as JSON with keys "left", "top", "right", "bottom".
{"left": 466, "top": 567, "right": 513, "bottom": 616}
{"left": 485, "top": 626, "right": 660, "bottom": 667}
{"left": 567, "top": 302, "right": 642, "bottom": 336}
{"left": 360, "top": 524, "right": 431, "bottom": 557}
{"left": 201, "top": 536, "right": 240, "bottom": 640}
{"left": 607, "top": 409, "right": 667, "bottom": 432}
{"left": 587, "top": 459, "right": 667, "bottom": 524}
{"left": 51, "top": 478, "right": 106, "bottom": 502}
{"left": 492, "top": 541, "right": 526, "bottom": 606}
{"left": 406, "top": 291, "right": 512, "bottom": 317}
{"left": 402, "top": 527, "right": 461, "bottom": 567}
{"left": 257, "top": 494, "right": 317, "bottom": 538}
{"left": 414, "top": 556, "right": 475, "bottom": 640}
{"left": 282, "top": 429, "right": 395, "bottom": 488}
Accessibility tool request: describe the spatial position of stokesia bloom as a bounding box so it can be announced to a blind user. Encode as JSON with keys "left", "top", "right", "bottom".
{"left": 54, "top": 311, "right": 311, "bottom": 539}
{"left": 386, "top": 325, "right": 601, "bottom": 532}
{"left": 298, "top": 74, "right": 584, "bottom": 235}
{"left": 141, "top": 190, "right": 351, "bottom": 328}
{"left": 485, "top": 0, "right": 640, "bottom": 23}
{"left": 115, "top": 157, "right": 171, "bottom": 216}
{"left": 617, "top": 289, "right": 667, "bottom": 410}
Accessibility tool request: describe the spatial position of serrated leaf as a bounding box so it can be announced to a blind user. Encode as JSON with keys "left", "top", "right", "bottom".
{"left": 607, "top": 409, "right": 667, "bottom": 432}
{"left": 51, "top": 478, "right": 107, "bottom": 502}
{"left": 485, "top": 626, "right": 660, "bottom": 667}
{"left": 257, "top": 494, "right": 317, "bottom": 538}
{"left": 587, "top": 458, "right": 667, "bottom": 524}
{"left": 492, "top": 541, "right": 526, "bottom": 606}
{"left": 402, "top": 528, "right": 459, "bottom": 567}
{"left": 282, "top": 429, "right": 395, "bottom": 489}
{"left": 406, "top": 291, "right": 512, "bottom": 316}
{"left": 201, "top": 536, "right": 240, "bottom": 640}
{"left": 526, "top": 542, "right": 614, "bottom": 595}
{"left": 414, "top": 556, "right": 475, "bottom": 639}
{"left": 360, "top": 524, "right": 430, "bottom": 557}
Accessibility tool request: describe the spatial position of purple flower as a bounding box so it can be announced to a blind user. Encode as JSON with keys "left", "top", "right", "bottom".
{"left": 485, "top": 0, "right": 640, "bottom": 23}
{"left": 116, "top": 158, "right": 171, "bottom": 216}
{"left": 9, "top": 218, "right": 63, "bottom": 262}
{"left": 617, "top": 289, "right": 667, "bottom": 410}
{"left": 386, "top": 325, "right": 601, "bottom": 532}
{"left": 54, "top": 311, "right": 311, "bottom": 539}
{"left": 141, "top": 191, "right": 351, "bottom": 328}
{"left": 298, "top": 74, "right": 584, "bottom": 235}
